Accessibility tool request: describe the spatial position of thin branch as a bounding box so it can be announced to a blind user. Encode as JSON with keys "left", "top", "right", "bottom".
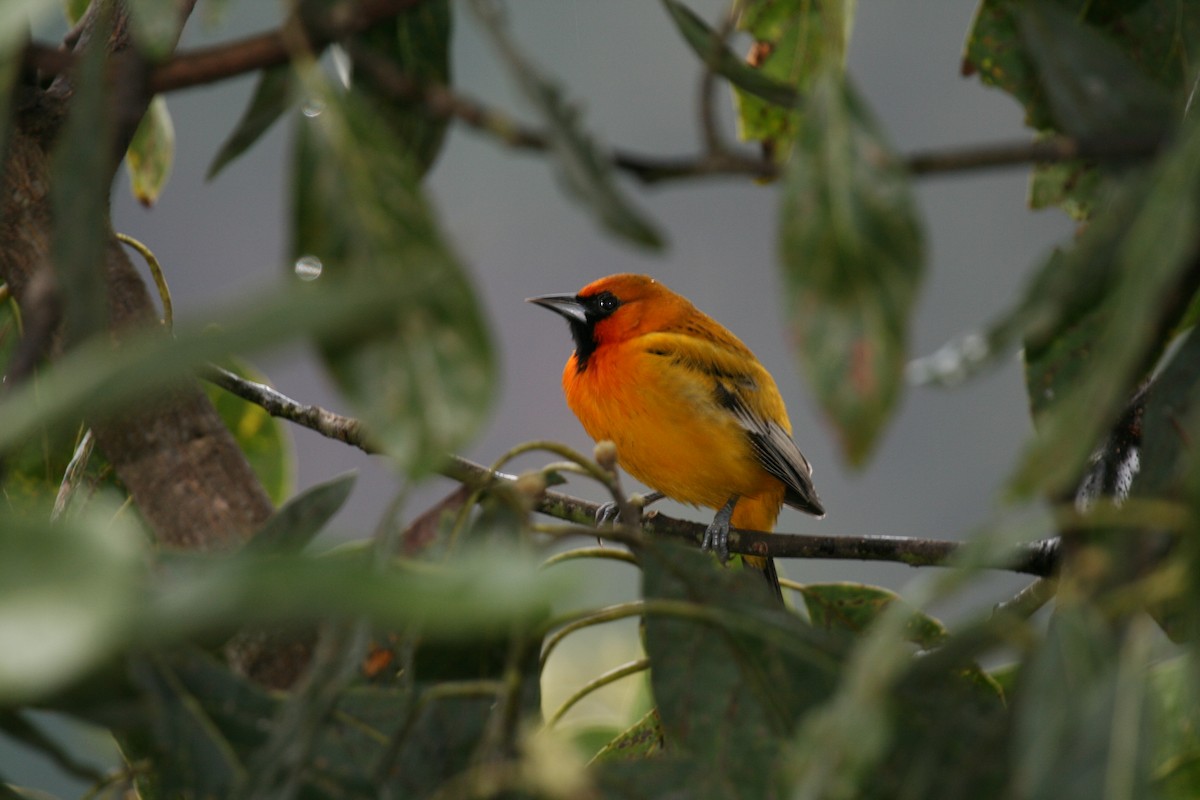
{"left": 22, "top": 0, "right": 424, "bottom": 95}
{"left": 23, "top": 6, "right": 1164, "bottom": 185}
{"left": 544, "top": 657, "right": 650, "bottom": 728}
{"left": 993, "top": 577, "right": 1058, "bottom": 618}
{"left": 342, "top": 40, "right": 1162, "bottom": 183}
{"left": 205, "top": 367, "right": 1062, "bottom": 577}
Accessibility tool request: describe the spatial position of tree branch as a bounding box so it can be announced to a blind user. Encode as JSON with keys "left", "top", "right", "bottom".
{"left": 205, "top": 366, "right": 1061, "bottom": 577}
{"left": 22, "top": 4, "right": 1164, "bottom": 185}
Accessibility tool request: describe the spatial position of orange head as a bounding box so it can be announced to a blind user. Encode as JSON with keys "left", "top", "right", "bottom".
{"left": 527, "top": 274, "right": 694, "bottom": 369}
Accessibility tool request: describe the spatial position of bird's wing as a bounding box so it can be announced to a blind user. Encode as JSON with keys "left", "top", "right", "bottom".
{"left": 640, "top": 331, "right": 825, "bottom": 518}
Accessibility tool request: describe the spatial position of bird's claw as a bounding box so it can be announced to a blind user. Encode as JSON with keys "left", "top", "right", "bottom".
{"left": 594, "top": 492, "right": 664, "bottom": 527}
{"left": 595, "top": 500, "right": 622, "bottom": 527}
{"left": 702, "top": 520, "right": 731, "bottom": 563}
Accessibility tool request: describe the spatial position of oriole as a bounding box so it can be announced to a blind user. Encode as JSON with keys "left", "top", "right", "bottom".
{"left": 529, "top": 273, "right": 824, "bottom": 601}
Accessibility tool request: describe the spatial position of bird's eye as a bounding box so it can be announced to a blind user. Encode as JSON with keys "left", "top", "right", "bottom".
{"left": 596, "top": 293, "right": 619, "bottom": 313}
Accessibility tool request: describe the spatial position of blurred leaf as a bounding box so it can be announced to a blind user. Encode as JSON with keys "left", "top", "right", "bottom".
{"left": 292, "top": 84, "right": 496, "bottom": 476}
{"left": 1012, "top": 610, "right": 1158, "bottom": 800}
{"left": 799, "top": 583, "right": 947, "bottom": 648}
{"left": 964, "top": 0, "right": 1197, "bottom": 131}
{"left": 0, "top": 279, "right": 415, "bottom": 459}
{"left": 911, "top": 207, "right": 1120, "bottom": 390}
{"left": 797, "top": 579, "right": 1010, "bottom": 799}
{"left": 963, "top": 0, "right": 1196, "bottom": 215}
{"left": 126, "top": 0, "right": 185, "bottom": 60}
{"left": 0, "top": 0, "right": 58, "bottom": 44}
{"left": 0, "top": 502, "right": 143, "bottom": 704}
{"left": 207, "top": 66, "right": 295, "bottom": 180}
{"left": 639, "top": 541, "right": 845, "bottom": 795}
{"left": 1129, "top": 330, "right": 1200, "bottom": 500}
{"left": 243, "top": 472, "right": 355, "bottom": 554}
{"left": 146, "top": 545, "right": 562, "bottom": 640}
{"left": 124, "top": 656, "right": 247, "bottom": 798}
{"left": 352, "top": 0, "right": 452, "bottom": 177}
{"left": 1028, "top": 155, "right": 1104, "bottom": 220}
{"left": 780, "top": 69, "right": 924, "bottom": 466}
{"left": 661, "top": 0, "right": 799, "bottom": 107}
{"left": 1024, "top": 305, "right": 1106, "bottom": 422}
{"left": 1012, "top": 118, "right": 1200, "bottom": 498}
{"left": 468, "top": 0, "right": 663, "bottom": 249}
{"left": 50, "top": 15, "right": 113, "bottom": 344}
{"left": 61, "top": 0, "right": 88, "bottom": 25}
{"left": 1016, "top": 3, "right": 1173, "bottom": 142}
{"left": 203, "top": 359, "right": 295, "bottom": 506}
{"left": 124, "top": 95, "right": 174, "bottom": 207}
{"left": 733, "top": 0, "right": 848, "bottom": 161}
{"left": 875, "top": 646, "right": 1010, "bottom": 799}
{"left": 1147, "top": 656, "right": 1200, "bottom": 798}
{"left": 590, "top": 709, "right": 664, "bottom": 763}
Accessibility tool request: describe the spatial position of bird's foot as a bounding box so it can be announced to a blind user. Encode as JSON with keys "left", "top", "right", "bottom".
{"left": 702, "top": 496, "right": 739, "bottom": 563}
{"left": 595, "top": 491, "right": 665, "bottom": 527}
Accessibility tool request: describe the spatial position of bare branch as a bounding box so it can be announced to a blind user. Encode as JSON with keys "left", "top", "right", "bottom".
{"left": 206, "top": 367, "right": 1061, "bottom": 577}
{"left": 22, "top": 3, "right": 1163, "bottom": 186}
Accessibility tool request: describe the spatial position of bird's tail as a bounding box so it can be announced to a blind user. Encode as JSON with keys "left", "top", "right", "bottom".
{"left": 744, "top": 555, "right": 784, "bottom": 605}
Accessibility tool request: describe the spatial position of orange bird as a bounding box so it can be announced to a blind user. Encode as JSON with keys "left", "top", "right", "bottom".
{"left": 529, "top": 274, "right": 824, "bottom": 601}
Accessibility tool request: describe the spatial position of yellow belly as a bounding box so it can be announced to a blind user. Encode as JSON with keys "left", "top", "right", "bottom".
{"left": 563, "top": 342, "right": 784, "bottom": 528}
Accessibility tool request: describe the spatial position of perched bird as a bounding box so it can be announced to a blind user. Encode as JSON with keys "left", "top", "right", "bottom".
{"left": 528, "top": 274, "right": 824, "bottom": 601}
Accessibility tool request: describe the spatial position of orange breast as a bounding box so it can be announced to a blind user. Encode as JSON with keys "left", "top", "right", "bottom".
{"left": 563, "top": 341, "right": 785, "bottom": 530}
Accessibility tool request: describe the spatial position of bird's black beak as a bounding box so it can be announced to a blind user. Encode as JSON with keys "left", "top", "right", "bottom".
{"left": 526, "top": 293, "right": 589, "bottom": 325}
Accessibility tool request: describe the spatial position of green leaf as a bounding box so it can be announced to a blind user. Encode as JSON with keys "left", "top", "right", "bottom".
{"left": 1012, "top": 117, "right": 1200, "bottom": 498}
{"left": 206, "top": 65, "right": 296, "bottom": 181}
{"left": 661, "top": 0, "right": 799, "bottom": 108}
{"left": 733, "top": 0, "right": 849, "bottom": 160}
{"left": 1012, "top": 610, "right": 1158, "bottom": 800}
{"left": 1028, "top": 155, "right": 1104, "bottom": 220}
{"left": 589, "top": 709, "right": 664, "bottom": 763}
{"left": 1147, "top": 656, "right": 1200, "bottom": 799}
{"left": 244, "top": 472, "right": 355, "bottom": 554}
{"left": 61, "top": 0, "right": 88, "bottom": 25}
{"left": 126, "top": 0, "right": 185, "bottom": 60}
{"left": 124, "top": 95, "right": 175, "bottom": 208}
{"left": 963, "top": 0, "right": 1197, "bottom": 215}
{"left": 0, "top": 279, "right": 417, "bottom": 460}
{"left": 0, "top": 502, "right": 144, "bottom": 703}
{"left": 50, "top": 14, "right": 114, "bottom": 344}
{"left": 468, "top": 0, "right": 663, "bottom": 249}
{"left": 964, "top": 0, "right": 1197, "bottom": 132}
{"left": 876, "top": 646, "right": 1010, "bottom": 799}
{"left": 124, "top": 656, "right": 247, "bottom": 798}
{"left": 292, "top": 84, "right": 496, "bottom": 476}
{"left": 352, "top": 0, "right": 452, "bottom": 177}
{"left": 145, "top": 546, "right": 562, "bottom": 640}
{"left": 799, "top": 583, "right": 947, "bottom": 649}
{"left": 203, "top": 359, "right": 295, "bottom": 506}
{"left": 639, "top": 541, "right": 845, "bottom": 794}
{"left": 1016, "top": 3, "right": 1173, "bottom": 141}
{"left": 780, "top": 69, "right": 925, "bottom": 466}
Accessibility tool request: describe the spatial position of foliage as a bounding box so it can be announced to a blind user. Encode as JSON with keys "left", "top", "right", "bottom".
{"left": 1, "top": 0, "right": 1199, "bottom": 798}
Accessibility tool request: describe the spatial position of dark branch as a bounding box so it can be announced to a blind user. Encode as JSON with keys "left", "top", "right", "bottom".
{"left": 22, "top": 2, "right": 1164, "bottom": 185}
{"left": 206, "top": 366, "right": 1061, "bottom": 577}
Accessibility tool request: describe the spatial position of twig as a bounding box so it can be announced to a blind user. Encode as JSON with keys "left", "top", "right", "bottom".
{"left": 544, "top": 657, "right": 651, "bottom": 728}
{"left": 993, "top": 577, "right": 1058, "bottom": 618}
{"left": 25, "top": 9, "right": 1165, "bottom": 186}
{"left": 204, "top": 367, "right": 1062, "bottom": 576}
